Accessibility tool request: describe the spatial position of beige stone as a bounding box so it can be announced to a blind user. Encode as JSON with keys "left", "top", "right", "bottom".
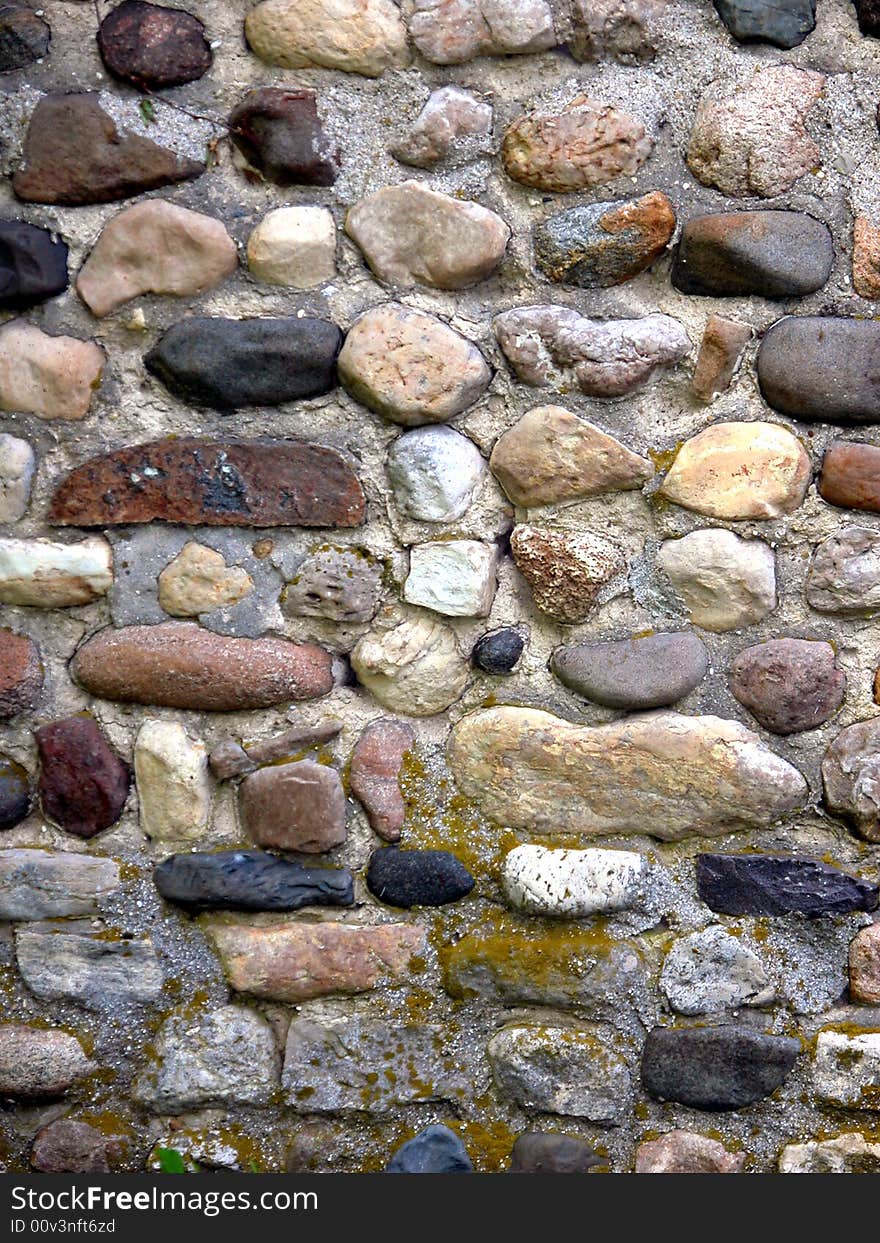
{"left": 635, "top": 1131, "right": 745, "bottom": 1174}
{"left": 0, "top": 322, "right": 104, "bottom": 421}
{"left": 351, "top": 614, "right": 469, "bottom": 716}
{"left": 247, "top": 206, "right": 336, "bottom": 289}
{"left": 692, "top": 315, "right": 751, "bottom": 402}
{"left": 780, "top": 1133, "right": 880, "bottom": 1173}
{"left": 245, "top": 0, "right": 410, "bottom": 76}
{"left": 510, "top": 525, "right": 625, "bottom": 624}
{"left": 657, "top": 528, "right": 776, "bottom": 632}
{"left": 854, "top": 216, "right": 880, "bottom": 300}
{"left": 134, "top": 720, "right": 212, "bottom": 843}
{"left": 76, "top": 200, "right": 238, "bottom": 318}
{"left": 158, "top": 542, "right": 253, "bottom": 617}
{"left": 660, "top": 422, "right": 811, "bottom": 520}
{"left": 0, "top": 536, "right": 112, "bottom": 607}
{"left": 0, "top": 435, "right": 36, "bottom": 524}
{"left": 409, "top": 0, "right": 556, "bottom": 64}
{"left": 850, "top": 924, "right": 880, "bottom": 1005}
{"left": 390, "top": 85, "right": 493, "bottom": 168}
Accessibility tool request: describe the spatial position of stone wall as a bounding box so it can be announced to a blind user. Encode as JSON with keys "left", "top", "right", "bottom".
{"left": 2, "top": 0, "right": 880, "bottom": 1175}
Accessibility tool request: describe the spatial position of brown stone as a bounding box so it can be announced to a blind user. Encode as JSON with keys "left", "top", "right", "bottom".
{"left": 229, "top": 88, "right": 338, "bottom": 187}
{"left": 533, "top": 191, "right": 675, "bottom": 288}
{"left": 72, "top": 623, "right": 333, "bottom": 711}
{"left": 0, "top": 1025, "right": 92, "bottom": 1098}
{"left": 97, "top": 0, "right": 212, "bottom": 90}
{"left": 729, "top": 639, "right": 844, "bottom": 736}
{"left": 510, "top": 525, "right": 625, "bottom": 624}
{"left": 854, "top": 216, "right": 880, "bottom": 299}
{"left": 819, "top": 441, "right": 880, "bottom": 514}
{"left": 36, "top": 716, "right": 130, "bottom": 839}
{"left": 350, "top": 718, "right": 414, "bottom": 842}
{"left": 239, "top": 760, "right": 346, "bottom": 852}
{"left": 850, "top": 924, "right": 880, "bottom": 1005}
{"left": 692, "top": 314, "right": 751, "bottom": 402}
{"left": 13, "top": 92, "right": 204, "bottom": 206}
{"left": 209, "top": 721, "right": 342, "bottom": 780}
{"left": 635, "top": 1130, "right": 745, "bottom": 1173}
{"left": 48, "top": 438, "right": 365, "bottom": 530}
{"left": 207, "top": 920, "right": 425, "bottom": 1002}
{"left": 31, "top": 1120, "right": 120, "bottom": 1174}
{"left": 0, "top": 629, "right": 42, "bottom": 719}
{"left": 569, "top": 0, "right": 664, "bottom": 62}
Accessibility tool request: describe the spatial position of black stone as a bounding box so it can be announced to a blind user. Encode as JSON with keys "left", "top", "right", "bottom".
{"left": 366, "top": 848, "right": 474, "bottom": 908}
{"left": 97, "top": 0, "right": 212, "bottom": 90}
{"left": 641, "top": 1025, "right": 800, "bottom": 1110}
{"left": 757, "top": 317, "right": 880, "bottom": 424}
{"left": 509, "top": 1133, "right": 604, "bottom": 1174}
{"left": 0, "top": 219, "right": 68, "bottom": 309}
{"left": 671, "top": 211, "right": 832, "bottom": 298}
{"left": 144, "top": 316, "right": 343, "bottom": 410}
{"left": 853, "top": 0, "right": 880, "bottom": 37}
{"left": 0, "top": 755, "right": 29, "bottom": 831}
{"left": 386, "top": 1126, "right": 472, "bottom": 1173}
{"left": 713, "top": 0, "right": 816, "bottom": 48}
{"left": 229, "top": 88, "right": 338, "bottom": 187}
{"left": 696, "top": 853, "right": 879, "bottom": 917}
{"left": 0, "top": 1, "right": 50, "bottom": 74}
{"left": 472, "top": 628, "right": 525, "bottom": 675}
{"left": 153, "top": 849, "right": 354, "bottom": 913}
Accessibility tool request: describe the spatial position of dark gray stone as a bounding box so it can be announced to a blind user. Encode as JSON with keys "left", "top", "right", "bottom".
{"left": 672, "top": 211, "right": 832, "bottom": 297}
{"left": 366, "top": 848, "right": 474, "bottom": 908}
{"left": 758, "top": 317, "right": 880, "bottom": 423}
{"left": 472, "top": 628, "right": 525, "bottom": 675}
{"left": 154, "top": 849, "right": 354, "bottom": 913}
{"left": 229, "top": 89, "right": 338, "bottom": 187}
{"left": 551, "top": 632, "right": 708, "bottom": 709}
{"left": 855, "top": 0, "right": 880, "bottom": 36}
{"left": 713, "top": 0, "right": 816, "bottom": 48}
{"left": 641, "top": 1025, "right": 800, "bottom": 1109}
{"left": 509, "top": 1132, "right": 605, "bottom": 1173}
{"left": 0, "top": 1, "right": 49, "bottom": 73}
{"left": 386, "top": 1125, "right": 472, "bottom": 1173}
{"left": 0, "top": 755, "right": 29, "bottom": 830}
{"left": 697, "top": 853, "right": 879, "bottom": 916}
{"left": 0, "top": 219, "right": 68, "bottom": 309}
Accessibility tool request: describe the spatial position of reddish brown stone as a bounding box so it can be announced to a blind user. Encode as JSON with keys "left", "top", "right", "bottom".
{"left": 97, "top": 0, "right": 212, "bottom": 90}
{"left": 239, "top": 759, "right": 346, "bottom": 852}
{"left": 692, "top": 314, "right": 751, "bottom": 402}
{"left": 819, "top": 441, "right": 880, "bottom": 514}
{"left": 31, "top": 1120, "right": 121, "bottom": 1173}
{"left": 635, "top": 1130, "right": 745, "bottom": 1173}
{"left": 0, "top": 629, "right": 43, "bottom": 719}
{"left": 36, "top": 716, "right": 130, "bottom": 839}
{"left": 850, "top": 924, "right": 880, "bottom": 1005}
{"left": 228, "top": 88, "right": 338, "bottom": 187}
{"left": 48, "top": 438, "right": 364, "bottom": 530}
{"left": 350, "top": 718, "right": 414, "bottom": 842}
{"left": 13, "top": 93, "right": 204, "bottom": 206}
{"left": 729, "top": 639, "right": 845, "bottom": 735}
{"left": 72, "top": 623, "right": 333, "bottom": 711}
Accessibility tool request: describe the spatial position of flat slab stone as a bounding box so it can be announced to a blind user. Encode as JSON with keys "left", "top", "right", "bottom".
{"left": 641, "top": 1025, "right": 799, "bottom": 1109}
{"left": 551, "top": 632, "right": 708, "bottom": 709}
{"left": 0, "top": 219, "right": 68, "bottom": 310}
{"left": 37, "top": 717, "right": 130, "bottom": 839}
{"left": 155, "top": 850, "right": 353, "bottom": 913}
{"left": 692, "top": 314, "right": 751, "bottom": 402}
{"left": 819, "top": 440, "right": 880, "bottom": 513}
{"left": 488, "top": 1023, "right": 631, "bottom": 1122}
{"left": 15, "top": 924, "right": 164, "bottom": 1008}
{"left": 48, "top": 438, "right": 364, "bottom": 529}
{"left": 366, "top": 848, "right": 474, "bottom": 908}
{"left": 758, "top": 317, "right": 880, "bottom": 423}
{"left": 696, "top": 853, "right": 879, "bottom": 916}
{"left": 672, "top": 211, "right": 831, "bottom": 296}
{"left": 239, "top": 760, "right": 346, "bottom": 852}
{"left": 0, "top": 849, "right": 119, "bottom": 919}
{"left": 448, "top": 706, "right": 807, "bottom": 840}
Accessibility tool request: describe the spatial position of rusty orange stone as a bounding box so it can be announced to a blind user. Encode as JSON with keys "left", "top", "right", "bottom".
{"left": 0, "top": 629, "right": 43, "bottom": 719}
{"left": 819, "top": 440, "right": 880, "bottom": 514}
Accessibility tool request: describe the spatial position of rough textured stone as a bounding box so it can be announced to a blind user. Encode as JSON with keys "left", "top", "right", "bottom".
{"left": 696, "top": 853, "right": 879, "bottom": 916}
{"left": 388, "top": 427, "right": 486, "bottom": 522}
{"left": 97, "top": 0, "right": 211, "bottom": 89}
{"left": 155, "top": 850, "right": 353, "bottom": 913}
{"left": 245, "top": 0, "right": 410, "bottom": 76}
{"left": 145, "top": 316, "right": 342, "bottom": 409}
{"left": 488, "top": 1023, "right": 631, "bottom": 1122}
{"left": 229, "top": 88, "right": 338, "bottom": 187}
{"left": 780, "top": 1132, "right": 880, "bottom": 1174}
{"left": 692, "top": 314, "right": 751, "bottom": 402}
{"left": 672, "top": 211, "right": 831, "bottom": 298}
{"left": 367, "top": 848, "right": 474, "bottom": 908}
{"left": 208, "top": 920, "right": 424, "bottom": 1002}
{"left": 490, "top": 406, "right": 652, "bottom": 507}
{"left": 16, "top": 925, "right": 163, "bottom": 1007}
{"left": 73, "top": 623, "right": 333, "bottom": 710}
{"left": 850, "top": 924, "right": 880, "bottom": 1005}
{"left": 0, "top": 629, "right": 42, "bottom": 718}
{"left": 713, "top": 0, "right": 815, "bottom": 47}
{"left": 502, "top": 96, "right": 653, "bottom": 193}
{"left": 534, "top": 192, "right": 675, "bottom": 288}
{"left": 351, "top": 615, "right": 469, "bottom": 716}
{"left": 449, "top": 706, "right": 807, "bottom": 839}
{"left": 209, "top": 720, "right": 342, "bottom": 781}
{"left": 239, "top": 760, "right": 346, "bottom": 852}
{"left": 247, "top": 205, "right": 336, "bottom": 289}
{"left": 338, "top": 303, "right": 491, "bottom": 425}
{"left": 825, "top": 718, "right": 880, "bottom": 843}
{"left": 729, "top": 639, "right": 845, "bottom": 735}
{"left": 133, "top": 1006, "right": 278, "bottom": 1111}
{"left": 283, "top": 546, "right": 382, "bottom": 623}
{"left": 635, "top": 1130, "right": 745, "bottom": 1173}
{"left": 551, "top": 632, "right": 708, "bottom": 709}
{"left": 494, "top": 306, "right": 689, "bottom": 397}
{"left": 0, "top": 849, "right": 119, "bottom": 919}
{"left": 472, "top": 628, "right": 524, "bottom": 675}
{"left": 658, "top": 528, "right": 776, "bottom": 632}
{"left": 134, "top": 719, "right": 211, "bottom": 843}
{"left": 409, "top": 0, "right": 556, "bottom": 63}
{"left": 569, "top": 0, "right": 664, "bottom": 61}
{"left": 0, "top": 219, "right": 67, "bottom": 310}
{"left": 509, "top": 1132, "right": 604, "bottom": 1173}
{"left": 502, "top": 844, "right": 644, "bottom": 917}
{"left": 77, "top": 200, "right": 237, "bottom": 317}
{"left": 687, "top": 67, "right": 824, "bottom": 197}
{"left": 820, "top": 441, "right": 880, "bottom": 513}
{"left": 806, "top": 527, "right": 880, "bottom": 616}
{"left": 0, "top": 535, "right": 112, "bottom": 607}
{"left": 158, "top": 542, "right": 253, "bottom": 617}
{"left": 0, "top": 757, "right": 29, "bottom": 829}
{"left": 37, "top": 717, "right": 130, "bottom": 838}
{"left": 814, "top": 1031, "right": 880, "bottom": 1109}
{"left": 758, "top": 318, "right": 880, "bottom": 424}
{"left": 0, "top": 1025, "right": 92, "bottom": 1098}
{"left": 390, "top": 86, "right": 492, "bottom": 168}
{"left": 660, "top": 926, "right": 773, "bottom": 1015}
{"left": 510, "top": 525, "right": 624, "bottom": 624}
{"left": 404, "top": 540, "right": 497, "bottom": 617}
{"left": 30, "top": 1121, "right": 116, "bottom": 1175}
{"left": 13, "top": 92, "right": 204, "bottom": 204}
{"left": 0, "top": 0, "right": 49, "bottom": 72}
{"left": 349, "top": 718, "right": 414, "bottom": 841}
{"left": 642, "top": 1026, "right": 799, "bottom": 1109}
{"left": 0, "top": 321, "right": 104, "bottom": 421}
{"left": 345, "top": 182, "right": 509, "bottom": 289}
{"left": 853, "top": 215, "right": 880, "bottom": 299}
{"left": 386, "top": 1125, "right": 472, "bottom": 1173}
{"left": 0, "top": 433, "right": 35, "bottom": 521}
{"left": 49, "top": 438, "right": 364, "bottom": 530}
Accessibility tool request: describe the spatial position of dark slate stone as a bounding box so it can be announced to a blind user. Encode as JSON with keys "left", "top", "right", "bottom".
{"left": 671, "top": 211, "right": 832, "bottom": 298}
{"left": 153, "top": 849, "right": 354, "bottom": 913}
{"left": 97, "top": 0, "right": 212, "bottom": 90}
{"left": 551, "top": 632, "right": 708, "bottom": 709}
{"left": 0, "top": 755, "right": 30, "bottom": 831}
{"left": 386, "top": 1125, "right": 473, "bottom": 1173}
{"left": 0, "top": 219, "right": 68, "bottom": 309}
{"left": 697, "top": 853, "right": 879, "bottom": 917}
{"left": 641, "top": 1025, "right": 800, "bottom": 1109}
{"left": 228, "top": 89, "right": 338, "bottom": 187}
{"left": 713, "top": 0, "right": 816, "bottom": 48}
{"left": 472, "top": 628, "right": 525, "bottom": 675}
{"left": 0, "top": 1, "right": 50, "bottom": 73}
{"left": 36, "top": 717, "right": 130, "bottom": 839}
{"left": 757, "top": 317, "right": 880, "bottom": 423}
{"left": 144, "top": 316, "right": 342, "bottom": 409}
{"left": 852, "top": 0, "right": 880, "bottom": 37}
{"left": 366, "top": 848, "right": 474, "bottom": 908}
{"left": 509, "top": 1132, "right": 604, "bottom": 1173}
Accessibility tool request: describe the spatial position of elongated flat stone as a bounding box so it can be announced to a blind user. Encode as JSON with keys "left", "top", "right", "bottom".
{"left": 0, "top": 220, "right": 68, "bottom": 310}
{"left": 0, "top": 850, "right": 119, "bottom": 920}
{"left": 154, "top": 850, "right": 353, "bottom": 913}
{"left": 0, "top": 536, "right": 112, "bottom": 607}
{"left": 16, "top": 925, "right": 163, "bottom": 1007}
{"left": 48, "top": 438, "right": 364, "bottom": 529}
{"left": 72, "top": 623, "right": 333, "bottom": 710}
{"left": 819, "top": 441, "right": 880, "bottom": 513}
{"left": 448, "top": 706, "right": 807, "bottom": 840}
{"left": 245, "top": 0, "right": 410, "bottom": 76}
{"left": 758, "top": 318, "right": 880, "bottom": 423}
{"left": 208, "top": 720, "right": 342, "bottom": 780}
{"left": 551, "top": 632, "right": 708, "bottom": 709}
{"left": 37, "top": 717, "right": 130, "bottom": 839}
{"left": 366, "top": 848, "right": 474, "bottom": 908}
{"left": 641, "top": 1026, "right": 799, "bottom": 1109}
{"left": 672, "top": 211, "right": 832, "bottom": 297}
{"left": 696, "top": 853, "right": 879, "bottom": 916}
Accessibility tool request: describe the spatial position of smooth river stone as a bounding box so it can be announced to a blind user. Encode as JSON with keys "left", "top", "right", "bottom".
{"left": 510, "top": 525, "right": 624, "bottom": 625}
{"left": 239, "top": 760, "right": 346, "bottom": 853}
{"left": 819, "top": 441, "right": 880, "bottom": 512}
{"left": 713, "top": 0, "right": 815, "bottom": 46}
{"left": 0, "top": 629, "right": 43, "bottom": 718}
{"left": 0, "top": 1026, "right": 92, "bottom": 1099}
{"left": 0, "top": 849, "right": 119, "bottom": 919}
{"left": 248, "top": 205, "right": 336, "bottom": 289}
{"left": 409, "top": 0, "right": 556, "bottom": 63}
{"left": 207, "top": 921, "right": 425, "bottom": 1002}
{"left": 758, "top": 317, "right": 880, "bottom": 422}
{"left": 349, "top": 718, "right": 414, "bottom": 841}
{"left": 806, "top": 526, "right": 880, "bottom": 616}
{"left": 0, "top": 757, "right": 29, "bottom": 830}
{"left": 502, "top": 844, "right": 645, "bottom": 917}
{"left": 551, "top": 632, "right": 708, "bottom": 709}
{"left": 366, "top": 848, "right": 474, "bottom": 908}
{"left": 72, "top": 623, "right": 333, "bottom": 710}
{"left": 657, "top": 528, "right": 776, "bottom": 632}
{"left": 672, "top": 211, "right": 831, "bottom": 297}
{"left": 0, "top": 321, "right": 104, "bottom": 421}
{"left": 48, "top": 438, "right": 364, "bottom": 529}
{"left": 449, "top": 706, "right": 807, "bottom": 840}
{"left": 641, "top": 1025, "right": 799, "bottom": 1109}
{"left": 36, "top": 717, "right": 130, "bottom": 839}
{"left": 387, "top": 426, "right": 486, "bottom": 522}
{"left": 97, "top": 0, "right": 212, "bottom": 89}
{"left": 534, "top": 192, "right": 676, "bottom": 288}
{"left": 729, "top": 638, "right": 844, "bottom": 735}
{"left": 509, "top": 1133, "right": 605, "bottom": 1174}
{"left": 145, "top": 316, "right": 341, "bottom": 409}
{"left": 386, "top": 1126, "right": 472, "bottom": 1174}
{"left": 822, "top": 717, "right": 880, "bottom": 842}
{"left": 154, "top": 849, "right": 353, "bottom": 913}
{"left": 488, "top": 1023, "right": 631, "bottom": 1122}
{"left": 228, "top": 88, "right": 338, "bottom": 187}
{"left": 245, "top": 0, "right": 410, "bottom": 76}
{"left": 0, "top": 220, "right": 68, "bottom": 310}
{"left": 696, "top": 853, "right": 879, "bottom": 916}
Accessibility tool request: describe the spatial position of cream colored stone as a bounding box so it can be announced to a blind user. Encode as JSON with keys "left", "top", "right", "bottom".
{"left": 351, "top": 614, "right": 469, "bottom": 716}
{"left": 0, "top": 435, "right": 36, "bottom": 524}
{"left": 0, "top": 536, "right": 112, "bottom": 607}
{"left": 245, "top": 0, "right": 410, "bottom": 76}
{"left": 0, "top": 322, "right": 104, "bottom": 421}
{"left": 657, "top": 528, "right": 776, "bottom": 632}
{"left": 134, "top": 719, "right": 212, "bottom": 843}
{"left": 247, "top": 206, "right": 336, "bottom": 289}
{"left": 403, "top": 540, "right": 497, "bottom": 617}
{"left": 158, "top": 542, "right": 253, "bottom": 618}
{"left": 780, "top": 1133, "right": 880, "bottom": 1174}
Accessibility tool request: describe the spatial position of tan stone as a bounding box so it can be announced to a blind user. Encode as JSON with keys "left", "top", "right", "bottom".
{"left": 76, "top": 200, "right": 238, "bottom": 317}
{"left": 850, "top": 924, "right": 880, "bottom": 1005}
{"left": 780, "top": 1133, "right": 880, "bottom": 1173}
{"left": 510, "top": 525, "right": 625, "bottom": 624}
{"left": 854, "top": 215, "right": 880, "bottom": 300}
{"left": 207, "top": 921, "right": 425, "bottom": 1002}
{"left": 0, "top": 322, "right": 104, "bottom": 421}
{"left": 657, "top": 528, "right": 776, "bottom": 632}
{"left": 134, "top": 720, "right": 212, "bottom": 844}
{"left": 692, "top": 315, "right": 751, "bottom": 402}
{"left": 635, "top": 1131, "right": 745, "bottom": 1173}
{"left": 245, "top": 0, "right": 410, "bottom": 75}
{"left": 351, "top": 615, "right": 469, "bottom": 716}
{"left": 409, "top": 0, "right": 556, "bottom": 63}
{"left": 158, "top": 542, "right": 253, "bottom": 617}
{"left": 247, "top": 206, "right": 336, "bottom": 289}
{"left": 490, "top": 406, "right": 653, "bottom": 506}
{"left": 0, "top": 536, "right": 112, "bottom": 607}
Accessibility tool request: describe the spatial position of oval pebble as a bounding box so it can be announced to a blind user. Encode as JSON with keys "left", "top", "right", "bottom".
{"left": 366, "top": 848, "right": 474, "bottom": 908}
